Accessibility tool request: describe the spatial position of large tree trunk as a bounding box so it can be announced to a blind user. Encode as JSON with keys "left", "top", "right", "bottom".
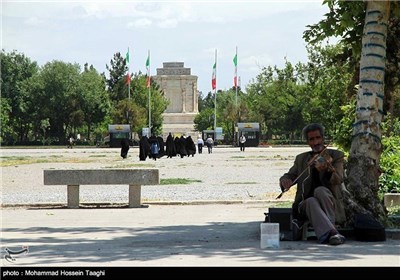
{"left": 345, "top": 1, "right": 390, "bottom": 225}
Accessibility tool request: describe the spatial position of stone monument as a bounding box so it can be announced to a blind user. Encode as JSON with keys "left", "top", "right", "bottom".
{"left": 152, "top": 62, "right": 199, "bottom": 139}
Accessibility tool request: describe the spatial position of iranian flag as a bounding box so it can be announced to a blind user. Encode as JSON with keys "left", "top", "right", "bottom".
{"left": 125, "top": 73, "right": 131, "bottom": 85}
{"left": 125, "top": 48, "right": 130, "bottom": 64}
{"left": 146, "top": 52, "right": 151, "bottom": 88}
{"left": 233, "top": 53, "right": 237, "bottom": 88}
{"left": 211, "top": 62, "right": 216, "bottom": 90}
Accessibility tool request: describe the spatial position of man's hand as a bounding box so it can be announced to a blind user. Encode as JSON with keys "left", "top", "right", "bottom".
{"left": 280, "top": 178, "right": 293, "bottom": 191}
{"left": 314, "top": 155, "right": 328, "bottom": 171}
{"left": 314, "top": 154, "right": 334, "bottom": 172}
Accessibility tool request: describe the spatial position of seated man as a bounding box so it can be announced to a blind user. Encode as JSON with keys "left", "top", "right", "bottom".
{"left": 279, "top": 123, "right": 346, "bottom": 245}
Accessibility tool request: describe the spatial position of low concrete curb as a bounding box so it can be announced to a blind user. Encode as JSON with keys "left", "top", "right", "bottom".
{"left": 0, "top": 199, "right": 292, "bottom": 208}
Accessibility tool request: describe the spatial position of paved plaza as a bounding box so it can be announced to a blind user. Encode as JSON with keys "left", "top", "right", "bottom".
{"left": 1, "top": 147, "right": 399, "bottom": 267}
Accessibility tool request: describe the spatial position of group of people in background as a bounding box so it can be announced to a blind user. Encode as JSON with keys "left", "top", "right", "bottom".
{"left": 194, "top": 135, "right": 214, "bottom": 154}
{"left": 120, "top": 132, "right": 248, "bottom": 160}
{"left": 137, "top": 133, "right": 202, "bottom": 161}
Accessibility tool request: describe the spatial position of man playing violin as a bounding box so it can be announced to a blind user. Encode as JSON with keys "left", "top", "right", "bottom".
{"left": 279, "top": 123, "right": 346, "bottom": 245}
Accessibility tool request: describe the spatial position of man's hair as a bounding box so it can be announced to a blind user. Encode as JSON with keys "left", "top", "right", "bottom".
{"left": 302, "top": 123, "right": 324, "bottom": 140}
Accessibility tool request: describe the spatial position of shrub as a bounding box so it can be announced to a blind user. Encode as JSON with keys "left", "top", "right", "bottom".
{"left": 379, "top": 115, "right": 400, "bottom": 195}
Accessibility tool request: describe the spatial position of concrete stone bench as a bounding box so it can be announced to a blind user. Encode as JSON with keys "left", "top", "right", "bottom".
{"left": 44, "top": 169, "right": 159, "bottom": 208}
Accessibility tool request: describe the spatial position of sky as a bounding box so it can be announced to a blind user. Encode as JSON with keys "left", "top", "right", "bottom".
{"left": 2, "top": 0, "right": 330, "bottom": 95}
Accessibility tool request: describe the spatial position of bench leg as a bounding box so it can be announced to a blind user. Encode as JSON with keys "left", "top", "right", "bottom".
{"left": 67, "top": 185, "right": 80, "bottom": 209}
{"left": 129, "top": 185, "right": 141, "bottom": 208}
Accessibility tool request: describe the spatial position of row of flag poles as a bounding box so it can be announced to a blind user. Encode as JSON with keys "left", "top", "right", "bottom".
{"left": 125, "top": 48, "right": 151, "bottom": 92}
{"left": 124, "top": 47, "right": 238, "bottom": 97}
{"left": 211, "top": 47, "right": 239, "bottom": 138}
{"left": 124, "top": 47, "right": 238, "bottom": 134}
{"left": 125, "top": 48, "right": 152, "bottom": 130}
{"left": 211, "top": 47, "right": 239, "bottom": 91}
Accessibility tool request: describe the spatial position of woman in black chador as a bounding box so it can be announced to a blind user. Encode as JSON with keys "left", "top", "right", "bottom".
{"left": 120, "top": 138, "right": 130, "bottom": 159}
{"left": 185, "top": 136, "right": 196, "bottom": 157}
{"left": 174, "top": 136, "right": 181, "bottom": 157}
{"left": 165, "top": 132, "right": 176, "bottom": 158}
{"left": 157, "top": 135, "right": 165, "bottom": 158}
{"left": 139, "top": 136, "right": 150, "bottom": 161}
{"left": 178, "top": 136, "right": 188, "bottom": 158}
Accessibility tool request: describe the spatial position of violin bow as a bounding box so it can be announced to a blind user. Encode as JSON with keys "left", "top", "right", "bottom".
{"left": 276, "top": 143, "right": 331, "bottom": 199}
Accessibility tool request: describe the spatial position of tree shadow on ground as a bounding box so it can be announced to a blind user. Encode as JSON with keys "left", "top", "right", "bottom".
{"left": 2, "top": 220, "right": 399, "bottom": 266}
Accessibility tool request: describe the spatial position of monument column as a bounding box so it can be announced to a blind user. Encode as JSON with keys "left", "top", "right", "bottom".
{"left": 179, "top": 78, "right": 185, "bottom": 113}
{"left": 192, "top": 82, "right": 198, "bottom": 113}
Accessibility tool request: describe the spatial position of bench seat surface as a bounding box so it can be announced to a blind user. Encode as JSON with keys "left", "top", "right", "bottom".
{"left": 44, "top": 169, "right": 159, "bottom": 185}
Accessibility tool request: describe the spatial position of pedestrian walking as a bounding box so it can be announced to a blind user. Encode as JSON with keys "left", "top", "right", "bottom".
{"left": 197, "top": 137, "right": 204, "bottom": 154}
{"left": 206, "top": 136, "right": 214, "bottom": 154}
{"left": 239, "top": 134, "right": 246, "bottom": 151}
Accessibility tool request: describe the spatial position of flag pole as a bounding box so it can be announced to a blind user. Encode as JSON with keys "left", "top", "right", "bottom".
{"left": 125, "top": 47, "right": 130, "bottom": 124}
{"left": 214, "top": 49, "right": 217, "bottom": 141}
{"left": 234, "top": 46, "right": 239, "bottom": 145}
{"left": 147, "top": 50, "right": 151, "bottom": 134}
{"left": 235, "top": 46, "right": 238, "bottom": 107}
{"left": 238, "top": 76, "right": 241, "bottom": 122}
{"left": 128, "top": 48, "right": 130, "bottom": 100}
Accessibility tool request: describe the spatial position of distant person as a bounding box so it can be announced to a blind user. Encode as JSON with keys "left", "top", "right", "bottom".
{"left": 165, "top": 132, "right": 177, "bottom": 158}
{"left": 197, "top": 137, "right": 204, "bottom": 154}
{"left": 68, "top": 136, "right": 75, "bottom": 149}
{"left": 120, "top": 138, "right": 130, "bottom": 159}
{"left": 157, "top": 135, "right": 165, "bottom": 158}
{"left": 186, "top": 136, "right": 196, "bottom": 157}
{"left": 206, "top": 136, "right": 214, "bottom": 154}
{"left": 239, "top": 134, "right": 246, "bottom": 152}
{"left": 174, "top": 136, "right": 181, "bottom": 157}
{"left": 149, "top": 134, "right": 159, "bottom": 161}
{"left": 139, "top": 135, "right": 150, "bottom": 161}
{"left": 178, "top": 135, "right": 188, "bottom": 158}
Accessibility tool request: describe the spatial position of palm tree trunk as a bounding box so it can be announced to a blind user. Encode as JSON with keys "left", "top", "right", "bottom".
{"left": 345, "top": 1, "right": 390, "bottom": 224}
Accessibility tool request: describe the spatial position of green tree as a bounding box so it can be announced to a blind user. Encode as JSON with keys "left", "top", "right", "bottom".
{"left": 304, "top": 0, "right": 400, "bottom": 134}
{"left": 197, "top": 91, "right": 207, "bottom": 112}
{"left": 105, "top": 52, "right": 128, "bottom": 101}
{"left": 304, "top": 0, "right": 397, "bottom": 223}
{"left": 37, "top": 61, "right": 81, "bottom": 143}
{"left": 130, "top": 72, "right": 169, "bottom": 136}
{"left": 194, "top": 107, "right": 215, "bottom": 132}
{"left": 301, "top": 44, "right": 352, "bottom": 136}
{"left": 214, "top": 88, "right": 249, "bottom": 144}
{"left": 111, "top": 98, "right": 146, "bottom": 133}
{"left": 0, "top": 50, "right": 38, "bottom": 143}
{"left": 80, "top": 63, "right": 112, "bottom": 141}
{"left": 246, "top": 62, "right": 306, "bottom": 141}
{"left": 0, "top": 99, "right": 12, "bottom": 143}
